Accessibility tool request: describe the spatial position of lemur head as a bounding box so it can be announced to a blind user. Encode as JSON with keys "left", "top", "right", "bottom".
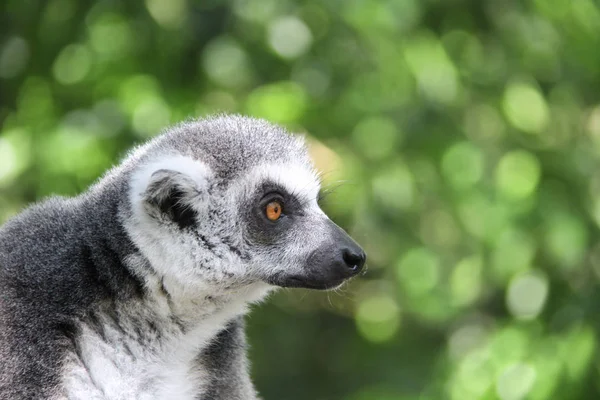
{"left": 123, "top": 115, "right": 365, "bottom": 293}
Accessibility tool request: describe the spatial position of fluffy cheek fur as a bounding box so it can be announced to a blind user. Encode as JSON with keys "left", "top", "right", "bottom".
{"left": 134, "top": 221, "right": 266, "bottom": 301}
{"left": 125, "top": 156, "right": 249, "bottom": 290}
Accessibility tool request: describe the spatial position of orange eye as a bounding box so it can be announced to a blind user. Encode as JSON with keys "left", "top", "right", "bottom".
{"left": 265, "top": 201, "right": 283, "bottom": 221}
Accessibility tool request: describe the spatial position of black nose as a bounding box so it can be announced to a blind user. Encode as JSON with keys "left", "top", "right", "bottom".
{"left": 342, "top": 248, "right": 366, "bottom": 274}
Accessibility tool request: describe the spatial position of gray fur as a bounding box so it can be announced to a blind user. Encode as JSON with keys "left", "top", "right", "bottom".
{"left": 0, "top": 115, "right": 365, "bottom": 400}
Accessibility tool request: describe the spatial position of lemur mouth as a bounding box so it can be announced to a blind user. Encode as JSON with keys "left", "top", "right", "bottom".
{"left": 269, "top": 275, "right": 347, "bottom": 290}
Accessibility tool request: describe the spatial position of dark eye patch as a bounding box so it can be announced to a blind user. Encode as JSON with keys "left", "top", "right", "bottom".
{"left": 242, "top": 181, "right": 305, "bottom": 245}
{"left": 257, "top": 182, "right": 305, "bottom": 217}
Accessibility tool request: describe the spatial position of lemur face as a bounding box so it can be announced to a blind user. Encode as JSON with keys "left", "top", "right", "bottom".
{"left": 230, "top": 162, "right": 366, "bottom": 290}
{"left": 127, "top": 116, "right": 365, "bottom": 291}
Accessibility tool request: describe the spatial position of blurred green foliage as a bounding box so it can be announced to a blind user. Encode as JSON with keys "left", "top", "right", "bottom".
{"left": 2, "top": 0, "right": 600, "bottom": 398}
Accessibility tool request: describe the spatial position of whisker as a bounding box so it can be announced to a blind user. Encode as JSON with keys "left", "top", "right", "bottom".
{"left": 326, "top": 291, "right": 334, "bottom": 308}
{"left": 299, "top": 290, "right": 309, "bottom": 302}
{"left": 318, "top": 181, "right": 358, "bottom": 205}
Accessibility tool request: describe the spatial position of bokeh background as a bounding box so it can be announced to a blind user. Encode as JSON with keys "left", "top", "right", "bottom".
{"left": 2, "top": 0, "right": 600, "bottom": 399}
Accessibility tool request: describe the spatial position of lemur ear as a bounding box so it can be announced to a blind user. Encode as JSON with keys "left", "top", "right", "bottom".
{"left": 143, "top": 170, "right": 200, "bottom": 228}
{"left": 133, "top": 157, "right": 212, "bottom": 229}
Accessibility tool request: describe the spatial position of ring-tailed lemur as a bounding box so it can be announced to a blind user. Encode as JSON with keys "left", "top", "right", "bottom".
{"left": 0, "top": 115, "right": 366, "bottom": 400}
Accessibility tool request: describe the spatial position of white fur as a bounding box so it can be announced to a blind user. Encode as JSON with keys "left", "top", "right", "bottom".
{"left": 242, "top": 162, "right": 322, "bottom": 209}
{"left": 62, "top": 274, "right": 271, "bottom": 400}
{"left": 128, "top": 154, "right": 213, "bottom": 214}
